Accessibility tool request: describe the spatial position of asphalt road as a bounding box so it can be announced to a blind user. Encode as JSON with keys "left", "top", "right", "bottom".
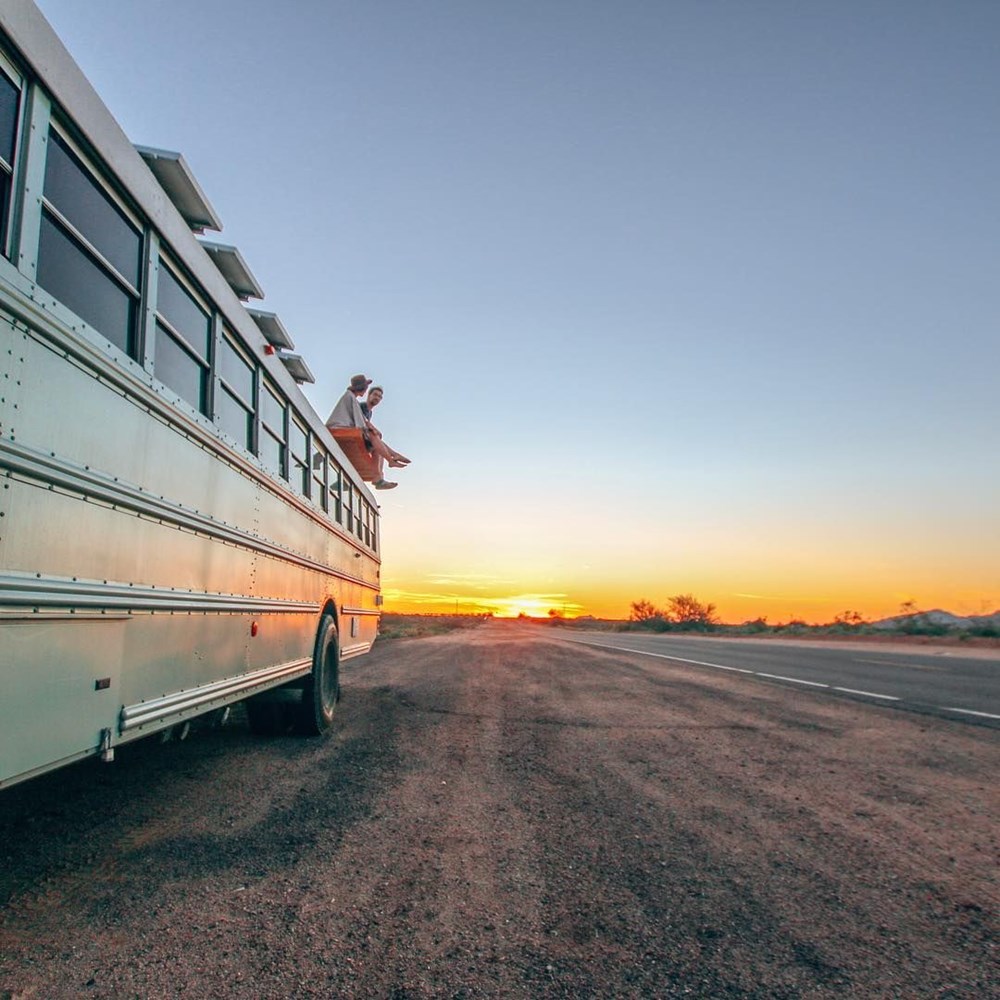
{"left": 555, "top": 630, "right": 1000, "bottom": 727}
{"left": 1, "top": 623, "right": 997, "bottom": 998}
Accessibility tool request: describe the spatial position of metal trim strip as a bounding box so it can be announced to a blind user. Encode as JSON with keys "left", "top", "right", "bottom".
{"left": 0, "top": 572, "right": 320, "bottom": 614}
{"left": 340, "top": 642, "right": 373, "bottom": 661}
{"left": 120, "top": 657, "right": 312, "bottom": 731}
{"left": 342, "top": 606, "right": 381, "bottom": 617}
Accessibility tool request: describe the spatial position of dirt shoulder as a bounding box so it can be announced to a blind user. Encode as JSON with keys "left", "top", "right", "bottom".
{"left": 1, "top": 623, "right": 997, "bottom": 997}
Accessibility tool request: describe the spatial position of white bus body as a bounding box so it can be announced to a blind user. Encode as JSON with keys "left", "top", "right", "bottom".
{"left": 0, "top": 1, "right": 381, "bottom": 789}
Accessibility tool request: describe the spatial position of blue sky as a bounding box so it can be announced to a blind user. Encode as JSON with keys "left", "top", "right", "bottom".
{"left": 32, "top": 0, "right": 1000, "bottom": 620}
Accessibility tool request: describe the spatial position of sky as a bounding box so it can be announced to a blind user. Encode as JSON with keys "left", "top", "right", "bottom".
{"left": 31, "top": 0, "right": 1000, "bottom": 623}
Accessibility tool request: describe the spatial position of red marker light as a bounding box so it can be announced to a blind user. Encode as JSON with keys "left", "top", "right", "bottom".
{"left": 250, "top": 621, "right": 259, "bottom": 637}
{"left": 264, "top": 344, "right": 275, "bottom": 355}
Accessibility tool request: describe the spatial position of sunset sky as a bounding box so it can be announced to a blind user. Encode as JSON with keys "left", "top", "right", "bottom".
{"left": 35, "top": 0, "right": 1000, "bottom": 623}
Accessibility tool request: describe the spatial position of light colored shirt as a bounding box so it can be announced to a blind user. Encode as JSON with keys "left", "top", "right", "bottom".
{"left": 325, "top": 389, "right": 367, "bottom": 430}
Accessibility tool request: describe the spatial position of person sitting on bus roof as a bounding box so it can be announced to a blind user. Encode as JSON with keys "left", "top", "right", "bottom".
{"left": 326, "top": 374, "right": 397, "bottom": 490}
{"left": 361, "top": 385, "right": 410, "bottom": 469}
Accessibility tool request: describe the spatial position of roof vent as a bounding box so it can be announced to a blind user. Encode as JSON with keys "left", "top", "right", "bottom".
{"left": 247, "top": 308, "right": 294, "bottom": 350}
{"left": 199, "top": 241, "right": 264, "bottom": 300}
{"left": 134, "top": 146, "right": 222, "bottom": 233}
{"left": 279, "top": 353, "right": 316, "bottom": 384}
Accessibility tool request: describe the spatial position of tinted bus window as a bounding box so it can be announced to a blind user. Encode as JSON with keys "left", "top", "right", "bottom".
{"left": 219, "top": 334, "right": 254, "bottom": 406}
{"left": 329, "top": 463, "right": 343, "bottom": 522}
{"left": 44, "top": 129, "right": 141, "bottom": 287}
{"left": 38, "top": 212, "right": 135, "bottom": 354}
{"left": 343, "top": 480, "right": 353, "bottom": 531}
{"left": 0, "top": 70, "right": 16, "bottom": 167}
{"left": 290, "top": 416, "right": 309, "bottom": 495}
{"left": 154, "top": 322, "right": 205, "bottom": 411}
{"left": 157, "top": 264, "right": 210, "bottom": 358}
{"left": 261, "top": 382, "right": 285, "bottom": 436}
{"left": 217, "top": 333, "right": 254, "bottom": 450}
{"left": 0, "top": 69, "right": 18, "bottom": 253}
{"left": 312, "top": 451, "right": 328, "bottom": 512}
{"left": 260, "top": 381, "right": 286, "bottom": 478}
{"left": 38, "top": 130, "right": 142, "bottom": 355}
{"left": 217, "top": 387, "right": 252, "bottom": 448}
{"left": 155, "top": 262, "right": 210, "bottom": 413}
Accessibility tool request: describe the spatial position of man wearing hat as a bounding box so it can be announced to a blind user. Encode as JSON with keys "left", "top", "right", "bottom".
{"left": 326, "top": 374, "right": 397, "bottom": 489}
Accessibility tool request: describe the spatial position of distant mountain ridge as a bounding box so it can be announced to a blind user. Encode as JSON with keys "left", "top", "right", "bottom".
{"left": 872, "top": 609, "right": 1000, "bottom": 631}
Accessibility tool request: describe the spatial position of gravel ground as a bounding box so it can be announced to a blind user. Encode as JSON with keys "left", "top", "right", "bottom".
{"left": 1, "top": 623, "right": 997, "bottom": 998}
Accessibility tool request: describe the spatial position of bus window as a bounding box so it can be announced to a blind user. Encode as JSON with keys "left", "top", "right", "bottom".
{"left": 37, "top": 127, "right": 143, "bottom": 356}
{"left": 329, "top": 463, "right": 343, "bottom": 523}
{"left": 312, "top": 449, "right": 328, "bottom": 512}
{"left": 354, "top": 490, "right": 363, "bottom": 541}
{"left": 259, "top": 379, "right": 287, "bottom": 478}
{"left": 0, "top": 64, "right": 20, "bottom": 256}
{"left": 343, "top": 480, "right": 353, "bottom": 532}
{"left": 363, "top": 503, "right": 371, "bottom": 547}
{"left": 154, "top": 261, "right": 211, "bottom": 413}
{"left": 217, "top": 331, "right": 255, "bottom": 450}
{"left": 290, "top": 415, "right": 309, "bottom": 496}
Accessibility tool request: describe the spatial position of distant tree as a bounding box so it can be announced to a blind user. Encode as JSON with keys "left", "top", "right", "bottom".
{"left": 665, "top": 594, "right": 719, "bottom": 630}
{"left": 899, "top": 599, "right": 918, "bottom": 616}
{"left": 630, "top": 599, "right": 662, "bottom": 622}
{"left": 741, "top": 616, "right": 770, "bottom": 634}
{"left": 629, "top": 599, "right": 671, "bottom": 631}
{"left": 832, "top": 610, "right": 865, "bottom": 630}
{"left": 776, "top": 619, "right": 809, "bottom": 633}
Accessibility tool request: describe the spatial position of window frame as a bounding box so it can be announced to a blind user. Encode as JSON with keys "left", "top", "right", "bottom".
{"left": 37, "top": 120, "right": 145, "bottom": 358}
{"left": 311, "top": 447, "right": 329, "bottom": 513}
{"left": 289, "top": 412, "right": 310, "bottom": 497}
{"left": 153, "top": 253, "right": 213, "bottom": 415}
{"left": 0, "top": 52, "right": 24, "bottom": 260}
{"left": 215, "top": 327, "right": 257, "bottom": 452}
{"left": 259, "top": 376, "right": 288, "bottom": 480}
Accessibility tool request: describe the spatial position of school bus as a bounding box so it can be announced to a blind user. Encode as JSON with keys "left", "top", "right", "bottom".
{"left": 0, "top": 1, "right": 381, "bottom": 788}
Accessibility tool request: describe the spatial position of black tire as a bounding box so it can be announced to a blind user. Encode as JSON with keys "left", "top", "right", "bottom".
{"left": 298, "top": 612, "right": 340, "bottom": 735}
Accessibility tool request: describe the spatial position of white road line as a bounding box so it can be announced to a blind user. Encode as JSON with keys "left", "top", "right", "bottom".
{"left": 942, "top": 707, "right": 1000, "bottom": 721}
{"left": 854, "top": 658, "right": 943, "bottom": 671}
{"left": 756, "top": 673, "right": 829, "bottom": 688}
{"left": 564, "top": 637, "right": 998, "bottom": 721}
{"left": 832, "top": 687, "right": 899, "bottom": 701}
{"left": 565, "top": 640, "right": 755, "bottom": 673}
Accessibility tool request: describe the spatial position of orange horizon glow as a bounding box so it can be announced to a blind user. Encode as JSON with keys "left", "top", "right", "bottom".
{"left": 381, "top": 587, "right": 999, "bottom": 625}
{"left": 378, "top": 499, "right": 998, "bottom": 628}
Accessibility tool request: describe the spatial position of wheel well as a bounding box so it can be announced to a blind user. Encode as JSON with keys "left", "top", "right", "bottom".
{"left": 320, "top": 600, "right": 339, "bottom": 636}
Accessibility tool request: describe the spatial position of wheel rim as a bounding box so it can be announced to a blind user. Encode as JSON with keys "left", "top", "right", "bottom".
{"left": 320, "top": 629, "right": 339, "bottom": 714}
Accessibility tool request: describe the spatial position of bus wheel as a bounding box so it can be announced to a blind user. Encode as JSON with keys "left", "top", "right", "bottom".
{"left": 299, "top": 613, "right": 340, "bottom": 735}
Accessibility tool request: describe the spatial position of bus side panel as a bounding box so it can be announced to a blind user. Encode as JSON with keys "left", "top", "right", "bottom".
{"left": 0, "top": 481, "right": 261, "bottom": 597}
{"left": 0, "top": 618, "right": 125, "bottom": 787}
{"left": 13, "top": 328, "right": 264, "bottom": 540}
{"left": 117, "top": 613, "right": 251, "bottom": 713}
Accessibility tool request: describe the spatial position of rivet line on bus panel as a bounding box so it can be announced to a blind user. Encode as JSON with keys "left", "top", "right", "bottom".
{"left": 0, "top": 438, "right": 373, "bottom": 587}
